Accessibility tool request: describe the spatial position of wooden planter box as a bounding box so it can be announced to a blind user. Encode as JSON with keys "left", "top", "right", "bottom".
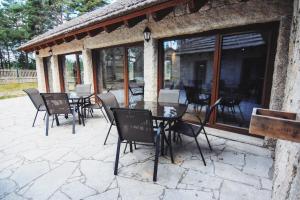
{"left": 249, "top": 108, "right": 300, "bottom": 143}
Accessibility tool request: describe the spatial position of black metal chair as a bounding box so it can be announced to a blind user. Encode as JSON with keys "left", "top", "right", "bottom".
{"left": 184, "top": 86, "right": 210, "bottom": 112}
{"left": 112, "top": 108, "right": 163, "bottom": 182}
{"left": 82, "top": 94, "right": 108, "bottom": 122}
{"left": 23, "top": 88, "right": 47, "bottom": 127}
{"left": 169, "top": 98, "right": 222, "bottom": 166}
{"left": 41, "top": 93, "right": 76, "bottom": 136}
{"left": 98, "top": 92, "right": 120, "bottom": 145}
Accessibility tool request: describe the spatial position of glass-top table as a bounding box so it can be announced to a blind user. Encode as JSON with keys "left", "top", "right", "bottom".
{"left": 133, "top": 101, "right": 187, "bottom": 121}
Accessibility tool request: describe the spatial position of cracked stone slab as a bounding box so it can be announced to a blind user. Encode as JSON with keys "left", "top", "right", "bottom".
{"left": 118, "top": 176, "right": 164, "bottom": 200}
{"left": 220, "top": 180, "right": 271, "bottom": 200}
{"left": 243, "top": 154, "right": 273, "bottom": 178}
{"left": 2, "top": 192, "right": 25, "bottom": 200}
{"left": 163, "top": 189, "right": 214, "bottom": 200}
{"left": 49, "top": 190, "right": 70, "bottom": 200}
{"left": 23, "top": 162, "right": 77, "bottom": 200}
{"left": 80, "top": 160, "right": 115, "bottom": 193}
{"left": 84, "top": 188, "right": 119, "bottom": 200}
{"left": 10, "top": 161, "right": 49, "bottom": 188}
{"left": 0, "top": 179, "right": 17, "bottom": 198}
{"left": 61, "top": 181, "right": 97, "bottom": 200}
{"left": 214, "top": 162, "right": 260, "bottom": 187}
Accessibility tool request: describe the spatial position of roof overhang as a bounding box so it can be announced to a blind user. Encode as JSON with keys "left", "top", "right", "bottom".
{"left": 18, "top": 0, "right": 208, "bottom": 52}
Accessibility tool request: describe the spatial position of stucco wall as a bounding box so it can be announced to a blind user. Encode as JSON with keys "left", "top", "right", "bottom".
{"left": 272, "top": 0, "right": 300, "bottom": 199}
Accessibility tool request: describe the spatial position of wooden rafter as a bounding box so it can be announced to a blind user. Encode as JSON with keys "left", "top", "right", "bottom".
{"left": 75, "top": 32, "right": 88, "bottom": 40}
{"left": 88, "top": 28, "right": 103, "bottom": 37}
{"left": 124, "top": 15, "right": 147, "bottom": 28}
{"left": 188, "top": 0, "right": 208, "bottom": 13}
{"left": 152, "top": 7, "right": 174, "bottom": 22}
{"left": 104, "top": 22, "right": 124, "bottom": 33}
{"left": 63, "top": 36, "right": 75, "bottom": 43}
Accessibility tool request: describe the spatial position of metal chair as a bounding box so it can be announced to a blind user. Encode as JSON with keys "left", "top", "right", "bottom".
{"left": 23, "top": 88, "right": 47, "bottom": 127}
{"left": 169, "top": 98, "right": 222, "bottom": 166}
{"left": 184, "top": 86, "right": 210, "bottom": 112}
{"left": 41, "top": 93, "right": 76, "bottom": 136}
{"left": 82, "top": 94, "right": 108, "bottom": 122}
{"left": 98, "top": 92, "right": 120, "bottom": 145}
{"left": 158, "top": 89, "right": 180, "bottom": 103}
{"left": 128, "top": 82, "right": 144, "bottom": 105}
{"left": 112, "top": 108, "right": 163, "bottom": 182}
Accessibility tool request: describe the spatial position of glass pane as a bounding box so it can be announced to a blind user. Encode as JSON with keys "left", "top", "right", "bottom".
{"left": 44, "top": 57, "right": 53, "bottom": 92}
{"left": 163, "top": 36, "right": 215, "bottom": 122}
{"left": 96, "top": 47, "right": 125, "bottom": 105}
{"left": 128, "top": 46, "right": 144, "bottom": 105}
{"left": 217, "top": 31, "right": 268, "bottom": 128}
{"left": 62, "top": 54, "right": 83, "bottom": 92}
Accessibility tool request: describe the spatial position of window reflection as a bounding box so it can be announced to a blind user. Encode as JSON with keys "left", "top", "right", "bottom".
{"left": 217, "top": 32, "right": 268, "bottom": 128}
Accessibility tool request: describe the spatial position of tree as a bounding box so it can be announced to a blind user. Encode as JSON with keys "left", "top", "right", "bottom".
{"left": 65, "top": 0, "right": 108, "bottom": 16}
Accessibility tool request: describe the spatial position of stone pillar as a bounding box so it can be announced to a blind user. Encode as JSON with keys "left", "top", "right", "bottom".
{"left": 144, "top": 38, "right": 158, "bottom": 102}
{"left": 272, "top": 1, "right": 300, "bottom": 199}
{"left": 82, "top": 49, "right": 94, "bottom": 93}
{"left": 51, "top": 55, "right": 61, "bottom": 92}
{"left": 35, "top": 56, "right": 46, "bottom": 92}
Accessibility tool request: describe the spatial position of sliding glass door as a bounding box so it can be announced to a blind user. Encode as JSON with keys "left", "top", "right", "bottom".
{"left": 160, "top": 23, "right": 278, "bottom": 134}
{"left": 93, "top": 44, "right": 144, "bottom": 106}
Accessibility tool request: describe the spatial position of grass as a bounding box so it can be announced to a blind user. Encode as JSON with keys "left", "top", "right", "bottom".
{"left": 0, "top": 82, "right": 37, "bottom": 99}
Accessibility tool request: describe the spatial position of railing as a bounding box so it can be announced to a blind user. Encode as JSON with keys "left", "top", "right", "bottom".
{"left": 0, "top": 69, "right": 37, "bottom": 84}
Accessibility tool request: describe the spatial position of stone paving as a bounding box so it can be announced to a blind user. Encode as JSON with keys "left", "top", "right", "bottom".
{"left": 0, "top": 97, "right": 274, "bottom": 200}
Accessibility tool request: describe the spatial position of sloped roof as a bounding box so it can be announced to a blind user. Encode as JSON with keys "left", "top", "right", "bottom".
{"left": 19, "top": 0, "right": 169, "bottom": 51}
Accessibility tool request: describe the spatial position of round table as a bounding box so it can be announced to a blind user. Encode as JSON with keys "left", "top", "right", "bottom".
{"left": 68, "top": 93, "right": 92, "bottom": 125}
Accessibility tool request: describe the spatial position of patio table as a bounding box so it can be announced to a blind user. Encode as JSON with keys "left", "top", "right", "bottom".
{"left": 132, "top": 101, "right": 187, "bottom": 159}
{"left": 68, "top": 92, "right": 92, "bottom": 125}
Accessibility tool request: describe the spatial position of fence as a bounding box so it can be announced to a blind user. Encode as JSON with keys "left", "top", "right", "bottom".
{"left": 0, "top": 69, "right": 37, "bottom": 84}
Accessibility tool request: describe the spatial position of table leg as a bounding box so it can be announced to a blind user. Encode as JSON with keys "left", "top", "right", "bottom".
{"left": 55, "top": 114, "right": 60, "bottom": 126}
{"left": 77, "top": 102, "right": 81, "bottom": 125}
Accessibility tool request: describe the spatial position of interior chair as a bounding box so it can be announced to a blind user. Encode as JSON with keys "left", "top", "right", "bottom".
{"left": 112, "top": 108, "right": 163, "bottom": 182}
{"left": 23, "top": 88, "right": 47, "bottom": 127}
{"left": 184, "top": 86, "right": 210, "bottom": 112}
{"left": 169, "top": 98, "right": 222, "bottom": 166}
{"left": 158, "top": 89, "right": 180, "bottom": 103}
{"left": 41, "top": 93, "right": 76, "bottom": 136}
{"left": 128, "top": 82, "right": 144, "bottom": 105}
{"left": 82, "top": 94, "right": 108, "bottom": 122}
{"left": 98, "top": 92, "right": 120, "bottom": 145}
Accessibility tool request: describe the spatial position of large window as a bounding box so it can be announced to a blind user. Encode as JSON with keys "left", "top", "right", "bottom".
{"left": 161, "top": 24, "right": 277, "bottom": 134}
{"left": 60, "top": 53, "right": 83, "bottom": 92}
{"left": 94, "top": 44, "right": 144, "bottom": 106}
{"left": 217, "top": 32, "right": 269, "bottom": 128}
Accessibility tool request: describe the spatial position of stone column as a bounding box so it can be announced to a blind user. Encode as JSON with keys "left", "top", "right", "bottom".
{"left": 51, "top": 55, "right": 61, "bottom": 92}
{"left": 82, "top": 49, "right": 94, "bottom": 93}
{"left": 35, "top": 56, "right": 46, "bottom": 92}
{"left": 144, "top": 38, "right": 158, "bottom": 102}
{"left": 272, "top": 1, "right": 300, "bottom": 199}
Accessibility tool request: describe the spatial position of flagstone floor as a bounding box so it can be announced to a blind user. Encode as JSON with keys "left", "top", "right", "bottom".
{"left": 0, "top": 97, "right": 274, "bottom": 200}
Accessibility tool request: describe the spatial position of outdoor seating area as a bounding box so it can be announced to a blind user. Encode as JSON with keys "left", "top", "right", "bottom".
{"left": 0, "top": 91, "right": 274, "bottom": 199}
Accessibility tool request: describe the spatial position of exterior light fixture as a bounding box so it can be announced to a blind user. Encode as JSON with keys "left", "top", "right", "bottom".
{"left": 143, "top": 26, "right": 151, "bottom": 42}
{"left": 35, "top": 51, "right": 39, "bottom": 55}
{"left": 49, "top": 49, "right": 53, "bottom": 55}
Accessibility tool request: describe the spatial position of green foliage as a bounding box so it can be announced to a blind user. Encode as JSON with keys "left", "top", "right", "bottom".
{"left": 0, "top": 0, "right": 108, "bottom": 69}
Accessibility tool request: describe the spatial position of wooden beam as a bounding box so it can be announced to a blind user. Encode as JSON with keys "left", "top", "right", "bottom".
{"left": 54, "top": 39, "right": 64, "bottom": 45}
{"left": 75, "top": 32, "right": 88, "bottom": 40}
{"left": 124, "top": 15, "right": 147, "bottom": 28}
{"left": 188, "top": 0, "right": 208, "bottom": 13}
{"left": 87, "top": 28, "right": 103, "bottom": 37}
{"left": 63, "top": 36, "right": 75, "bottom": 43}
{"left": 104, "top": 22, "right": 123, "bottom": 33}
{"left": 152, "top": 7, "right": 174, "bottom": 22}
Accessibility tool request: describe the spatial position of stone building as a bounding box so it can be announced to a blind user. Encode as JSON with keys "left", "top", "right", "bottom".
{"left": 18, "top": 0, "right": 300, "bottom": 199}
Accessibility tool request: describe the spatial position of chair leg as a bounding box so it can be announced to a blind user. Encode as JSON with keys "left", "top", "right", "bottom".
{"left": 104, "top": 123, "right": 113, "bottom": 145}
{"left": 194, "top": 136, "right": 206, "bottom": 166}
{"left": 51, "top": 115, "right": 55, "bottom": 128}
{"left": 100, "top": 108, "right": 108, "bottom": 123}
{"left": 43, "top": 112, "right": 46, "bottom": 120}
{"left": 45, "top": 114, "right": 49, "bottom": 136}
{"left": 114, "top": 138, "right": 121, "bottom": 175}
{"left": 72, "top": 110, "right": 76, "bottom": 134}
{"left": 153, "top": 135, "right": 160, "bottom": 182}
{"left": 129, "top": 142, "right": 133, "bottom": 153}
{"left": 202, "top": 127, "right": 212, "bottom": 151}
{"left": 167, "top": 129, "right": 174, "bottom": 163}
{"left": 123, "top": 142, "right": 128, "bottom": 153}
{"left": 32, "top": 110, "right": 39, "bottom": 127}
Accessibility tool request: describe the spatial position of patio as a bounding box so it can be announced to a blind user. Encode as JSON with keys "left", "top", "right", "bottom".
{"left": 0, "top": 96, "right": 273, "bottom": 200}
